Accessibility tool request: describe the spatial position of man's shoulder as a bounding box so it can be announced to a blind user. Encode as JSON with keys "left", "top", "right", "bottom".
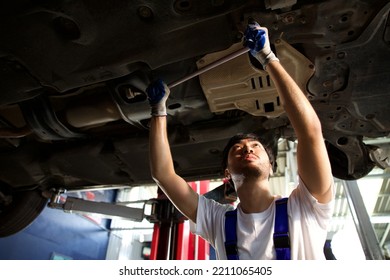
{"left": 199, "top": 195, "right": 235, "bottom": 213}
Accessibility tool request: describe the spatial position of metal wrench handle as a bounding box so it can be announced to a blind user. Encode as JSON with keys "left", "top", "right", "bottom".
{"left": 167, "top": 46, "right": 250, "bottom": 89}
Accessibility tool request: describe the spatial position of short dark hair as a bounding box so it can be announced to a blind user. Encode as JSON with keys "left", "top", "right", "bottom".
{"left": 221, "top": 133, "right": 276, "bottom": 172}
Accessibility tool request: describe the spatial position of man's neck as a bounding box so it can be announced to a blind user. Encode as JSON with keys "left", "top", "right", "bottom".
{"left": 235, "top": 178, "right": 275, "bottom": 214}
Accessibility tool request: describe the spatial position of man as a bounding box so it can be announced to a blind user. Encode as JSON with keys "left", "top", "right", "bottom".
{"left": 147, "top": 22, "right": 334, "bottom": 260}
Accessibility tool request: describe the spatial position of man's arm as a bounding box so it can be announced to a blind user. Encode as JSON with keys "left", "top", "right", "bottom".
{"left": 147, "top": 81, "right": 199, "bottom": 222}
{"left": 266, "top": 61, "right": 333, "bottom": 203}
{"left": 247, "top": 23, "right": 333, "bottom": 203}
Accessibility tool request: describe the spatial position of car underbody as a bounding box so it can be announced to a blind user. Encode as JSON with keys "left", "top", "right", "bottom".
{"left": 0, "top": 0, "right": 389, "bottom": 237}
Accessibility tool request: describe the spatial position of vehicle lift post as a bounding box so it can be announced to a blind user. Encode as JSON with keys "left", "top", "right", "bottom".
{"left": 148, "top": 181, "right": 210, "bottom": 260}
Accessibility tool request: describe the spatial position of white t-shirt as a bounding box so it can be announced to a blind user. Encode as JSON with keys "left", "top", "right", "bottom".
{"left": 190, "top": 177, "right": 334, "bottom": 260}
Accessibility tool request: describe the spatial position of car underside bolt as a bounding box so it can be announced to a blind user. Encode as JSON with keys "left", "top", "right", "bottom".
{"left": 137, "top": 6, "right": 153, "bottom": 20}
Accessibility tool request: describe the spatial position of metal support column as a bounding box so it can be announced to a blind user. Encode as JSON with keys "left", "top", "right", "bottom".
{"left": 343, "top": 180, "right": 385, "bottom": 259}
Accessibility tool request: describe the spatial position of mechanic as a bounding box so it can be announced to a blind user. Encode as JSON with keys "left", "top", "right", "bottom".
{"left": 146, "top": 22, "right": 335, "bottom": 260}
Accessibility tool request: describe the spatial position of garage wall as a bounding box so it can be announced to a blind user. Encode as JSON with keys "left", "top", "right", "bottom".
{"left": 0, "top": 191, "right": 115, "bottom": 260}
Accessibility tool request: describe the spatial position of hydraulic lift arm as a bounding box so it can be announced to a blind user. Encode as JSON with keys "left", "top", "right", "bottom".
{"left": 46, "top": 189, "right": 149, "bottom": 222}
{"left": 45, "top": 180, "right": 236, "bottom": 223}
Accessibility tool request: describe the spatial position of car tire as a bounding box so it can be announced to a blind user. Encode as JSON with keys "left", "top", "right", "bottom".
{"left": 0, "top": 188, "right": 48, "bottom": 238}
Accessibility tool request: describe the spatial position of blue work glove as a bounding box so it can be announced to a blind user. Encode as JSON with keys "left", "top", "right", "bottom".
{"left": 146, "top": 79, "right": 170, "bottom": 116}
{"left": 244, "top": 21, "right": 279, "bottom": 69}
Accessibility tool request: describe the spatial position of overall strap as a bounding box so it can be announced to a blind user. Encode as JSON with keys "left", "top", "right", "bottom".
{"left": 274, "top": 197, "right": 291, "bottom": 260}
{"left": 224, "top": 208, "right": 239, "bottom": 260}
{"left": 224, "top": 198, "right": 291, "bottom": 260}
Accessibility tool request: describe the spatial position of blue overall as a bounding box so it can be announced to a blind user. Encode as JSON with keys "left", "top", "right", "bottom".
{"left": 224, "top": 197, "right": 290, "bottom": 260}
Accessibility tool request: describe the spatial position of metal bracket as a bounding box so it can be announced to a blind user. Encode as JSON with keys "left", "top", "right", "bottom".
{"left": 146, "top": 198, "right": 187, "bottom": 224}
{"left": 369, "top": 147, "right": 390, "bottom": 169}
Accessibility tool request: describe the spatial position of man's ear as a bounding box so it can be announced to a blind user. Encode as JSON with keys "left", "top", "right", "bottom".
{"left": 224, "top": 169, "right": 231, "bottom": 179}
{"left": 269, "top": 163, "right": 274, "bottom": 177}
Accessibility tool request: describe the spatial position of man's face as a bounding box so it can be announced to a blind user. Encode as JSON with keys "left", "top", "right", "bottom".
{"left": 225, "top": 138, "right": 272, "bottom": 180}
